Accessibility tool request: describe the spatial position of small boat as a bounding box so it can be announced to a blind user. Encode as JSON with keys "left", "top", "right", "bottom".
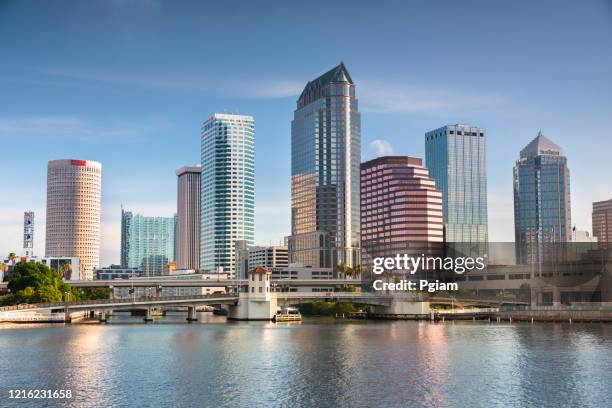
{"left": 212, "top": 307, "right": 228, "bottom": 316}
{"left": 273, "top": 307, "right": 302, "bottom": 322}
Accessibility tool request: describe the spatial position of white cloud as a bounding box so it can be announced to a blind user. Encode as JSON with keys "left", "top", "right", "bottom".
{"left": 366, "top": 139, "right": 394, "bottom": 159}
{"left": 1, "top": 66, "right": 302, "bottom": 100}
{"left": 359, "top": 81, "right": 506, "bottom": 115}
{"left": 0, "top": 115, "right": 170, "bottom": 143}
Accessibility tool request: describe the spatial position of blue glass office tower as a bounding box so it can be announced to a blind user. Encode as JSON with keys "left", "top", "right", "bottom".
{"left": 120, "top": 209, "right": 175, "bottom": 276}
{"left": 200, "top": 113, "right": 255, "bottom": 275}
{"left": 513, "top": 132, "right": 571, "bottom": 265}
{"left": 289, "top": 63, "right": 361, "bottom": 268}
{"left": 425, "top": 124, "right": 488, "bottom": 252}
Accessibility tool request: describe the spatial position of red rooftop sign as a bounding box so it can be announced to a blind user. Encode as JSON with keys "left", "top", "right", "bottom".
{"left": 71, "top": 160, "right": 86, "bottom": 166}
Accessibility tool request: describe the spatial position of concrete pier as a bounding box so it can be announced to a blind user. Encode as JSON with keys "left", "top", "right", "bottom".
{"left": 186, "top": 306, "right": 198, "bottom": 322}
{"left": 98, "top": 309, "right": 110, "bottom": 323}
{"left": 143, "top": 307, "right": 153, "bottom": 323}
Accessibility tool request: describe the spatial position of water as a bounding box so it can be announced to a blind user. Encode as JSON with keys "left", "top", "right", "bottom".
{"left": 0, "top": 313, "right": 611, "bottom": 408}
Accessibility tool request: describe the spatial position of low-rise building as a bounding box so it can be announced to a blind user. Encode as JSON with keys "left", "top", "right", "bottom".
{"left": 94, "top": 265, "right": 145, "bottom": 280}
{"left": 112, "top": 272, "right": 228, "bottom": 299}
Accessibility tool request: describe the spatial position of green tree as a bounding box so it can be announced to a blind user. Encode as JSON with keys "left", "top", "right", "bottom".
{"left": 5, "top": 262, "right": 72, "bottom": 305}
{"left": 518, "top": 283, "right": 531, "bottom": 303}
{"left": 77, "top": 287, "right": 111, "bottom": 300}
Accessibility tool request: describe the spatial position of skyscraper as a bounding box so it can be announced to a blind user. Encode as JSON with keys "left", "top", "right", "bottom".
{"left": 45, "top": 159, "right": 101, "bottom": 280}
{"left": 361, "top": 156, "right": 443, "bottom": 271}
{"left": 425, "top": 124, "right": 488, "bottom": 251}
{"left": 120, "top": 209, "right": 175, "bottom": 276}
{"left": 513, "top": 132, "right": 571, "bottom": 264}
{"left": 593, "top": 199, "right": 612, "bottom": 247}
{"left": 200, "top": 113, "right": 255, "bottom": 276}
{"left": 289, "top": 63, "right": 361, "bottom": 269}
{"left": 176, "top": 165, "right": 201, "bottom": 270}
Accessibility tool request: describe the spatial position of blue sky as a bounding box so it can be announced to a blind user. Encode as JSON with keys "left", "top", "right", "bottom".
{"left": 1, "top": 0, "right": 611, "bottom": 266}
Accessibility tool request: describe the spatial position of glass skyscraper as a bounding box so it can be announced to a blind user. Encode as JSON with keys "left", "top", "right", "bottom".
{"left": 120, "top": 209, "right": 175, "bottom": 276}
{"left": 425, "top": 124, "right": 488, "bottom": 254}
{"left": 289, "top": 63, "right": 361, "bottom": 269}
{"left": 200, "top": 113, "right": 255, "bottom": 276}
{"left": 513, "top": 132, "right": 571, "bottom": 265}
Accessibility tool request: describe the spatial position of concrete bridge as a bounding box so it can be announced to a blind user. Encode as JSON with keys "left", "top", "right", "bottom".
{"left": 1, "top": 268, "right": 528, "bottom": 323}
{"left": 0, "top": 293, "right": 238, "bottom": 323}
{"left": 0, "top": 278, "right": 365, "bottom": 290}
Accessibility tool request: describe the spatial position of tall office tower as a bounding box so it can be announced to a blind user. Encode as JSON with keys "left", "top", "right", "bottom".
{"left": 120, "top": 209, "right": 175, "bottom": 276}
{"left": 176, "top": 165, "right": 201, "bottom": 270}
{"left": 289, "top": 63, "right": 361, "bottom": 269}
{"left": 23, "top": 211, "right": 34, "bottom": 257}
{"left": 513, "top": 132, "right": 571, "bottom": 265}
{"left": 592, "top": 199, "right": 612, "bottom": 247}
{"left": 200, "top": 113, "right": 255, "bottom": 276}
{"left": 425, "top": 125, "right": 488, "bottom": 257}
{"left": 45, "top": 159, "right": 101, "bottom": 280}
{"left": 361, "top": 156, "right": 443, "bottom": 272}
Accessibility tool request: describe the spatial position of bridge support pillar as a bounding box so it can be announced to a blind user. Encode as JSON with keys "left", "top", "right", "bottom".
{"left": 186, "top": 305, "right": 198, "bottom": 322}
{"left": 98, "top": 309, "right": 108, "bottom": 323}
{"left": 143, "top": 307, "right": 153, "bottom": 323}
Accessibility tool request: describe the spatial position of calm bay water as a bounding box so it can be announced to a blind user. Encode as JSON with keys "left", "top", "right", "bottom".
{"left": 0, "top": 313, "right": 611, "bottom": 408}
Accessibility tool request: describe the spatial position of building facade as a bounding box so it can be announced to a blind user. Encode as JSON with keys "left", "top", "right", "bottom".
{"left": 593, "top": 199, "right": 612, "bottom": 247}
{"left": 289, "top": 63, "right": 361, "bottom": 269}
{"left": 200, "top": 113, "right": 255, "bottom": 276}
{"left": 120, "top": 209, "right": 175, "bottom": 276}
{"left": 45, "top": 159, "right": 102, "bottom": 280}
{"left": 176, "top": 165, "right": 201, "bottom": 270}
{"left": 360, "top": 156, "right": 443, "bottom": 274}
{"left": 248, "top": 246, "right": 289, "bottom": 269}
{"left": 513, "top": 132, "right": 571, "bottom": 265}
{"left": 425, "top": 125, "right": 488, "bottom": 250}
{"left": 94, "top": 265, "right": 144, "bottom": 280}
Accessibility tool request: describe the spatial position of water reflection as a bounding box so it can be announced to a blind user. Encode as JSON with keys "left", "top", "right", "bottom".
{"left": 0, "top": 319, "right": 610, "bottom": 407}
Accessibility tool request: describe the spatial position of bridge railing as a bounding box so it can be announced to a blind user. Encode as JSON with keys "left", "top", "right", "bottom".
{"left": 0, "top": 293, "right": 238, "bottom": 311}
{"left": 435, "top": 308, "right": 500, "bottom": 314}
{"left": 501, "top": 303, "right": 612, "bottom": 312}
{"left": 274, "top": 292, "right": 423, "bottom": 302}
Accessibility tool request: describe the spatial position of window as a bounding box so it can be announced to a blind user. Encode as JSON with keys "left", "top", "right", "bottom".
{"left": 259, "top": 287, "right": 263, "bottom": 293}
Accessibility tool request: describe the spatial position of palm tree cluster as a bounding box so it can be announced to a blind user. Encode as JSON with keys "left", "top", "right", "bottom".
{"left": 335, "top": 263, "right": 363, "bottom": 279}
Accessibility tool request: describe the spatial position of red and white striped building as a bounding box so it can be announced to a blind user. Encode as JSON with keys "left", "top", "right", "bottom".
{"left": 360, "top": 156, "right": 443, "bottom": 270}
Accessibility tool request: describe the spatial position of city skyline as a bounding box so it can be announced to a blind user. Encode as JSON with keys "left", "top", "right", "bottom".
{"left": 1, "top": 1, "right": 612, "bottom": 266}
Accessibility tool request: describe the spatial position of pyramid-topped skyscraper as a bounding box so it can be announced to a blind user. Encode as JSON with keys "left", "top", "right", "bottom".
{"left": 513, "top": 131, "right": 571, "bottom": 265}
{"left": 289, "top": 63, "right": 361, "bottom": 269}
{"left": 520, "top": 131, "right": 563, "bottom": 158}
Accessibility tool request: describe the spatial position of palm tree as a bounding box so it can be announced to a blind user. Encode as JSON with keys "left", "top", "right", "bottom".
{"left": 335, "top": 262, "right": 348, "bottom": 279}
{"left": 59, "top": 261, "right": 73, "bottom": 280}
{"left": 353, "top": 264, "right": 362, "bottom": 279}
